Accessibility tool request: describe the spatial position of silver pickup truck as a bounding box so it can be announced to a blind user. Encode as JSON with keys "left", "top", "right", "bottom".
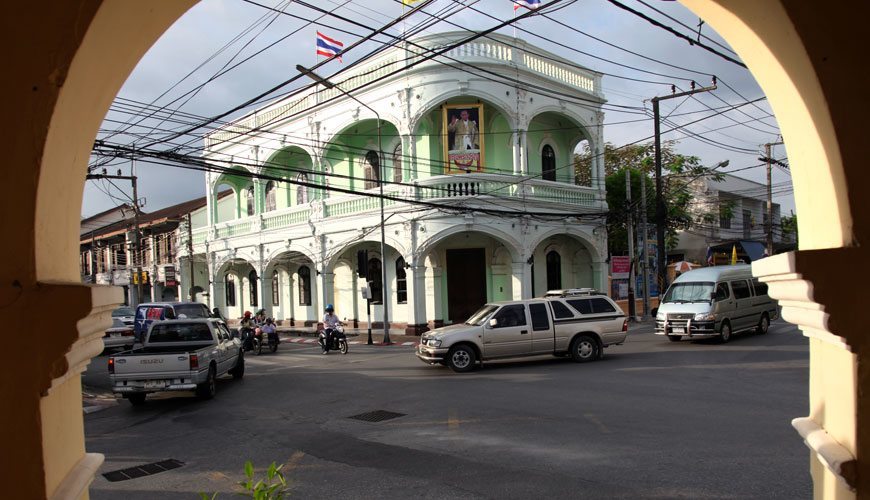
{"left": 416, "top": 294, "right": 628, "bottom": 372}
{"left": 109, "top": 318, "right": 244, "bottom": 405}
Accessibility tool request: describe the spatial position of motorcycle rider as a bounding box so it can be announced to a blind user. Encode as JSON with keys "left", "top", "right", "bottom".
{"left": 320, "top": 304, "right": 342, "bottom": 354}
{"left": 240, "top": 311, "right": 256, "bottom": 350}
{"left": 260, "top": 317, "right": 278, "bottom": 346}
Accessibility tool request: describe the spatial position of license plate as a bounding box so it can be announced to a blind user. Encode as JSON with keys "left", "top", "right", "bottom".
{"left": 672, "top": 327, "right": 685, "bottom": 334}
{"left": 144, "top": 380, "right": 165, "bottom": 390}
{"left": 110, "top": 333, "right": 120, "bottom": 337}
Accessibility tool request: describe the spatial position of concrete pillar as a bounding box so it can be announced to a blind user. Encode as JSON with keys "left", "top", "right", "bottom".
{"left": 428, "top": 265, "right": 444, "bottom": 328}
{"left": 319, "top": 271, "right": 335, "bottom": 315}
{"left": 511, "top": 131, "right": 521, "bottom": 175}
{"left": 592, "top": 260, "right": 606, "bottom": 293}
{"left": 512, "top": 261, "right": 532, "bottom": 300}
{"left": 405, "top": 264, "right": 429, "bottom": 334}
{"left": 519, "top": 130, "right": 528, "bottom": 175}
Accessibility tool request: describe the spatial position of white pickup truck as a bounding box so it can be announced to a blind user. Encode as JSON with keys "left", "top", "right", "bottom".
{"left": 416, "top": 294, "right": 628, "bottom": 372}
{"left": 109, "top": 318, "right": 244, "bottom": 405}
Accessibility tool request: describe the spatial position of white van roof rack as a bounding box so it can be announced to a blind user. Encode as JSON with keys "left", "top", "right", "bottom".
{"left": 543, "top": 288, "right": 603, "bottom": 297}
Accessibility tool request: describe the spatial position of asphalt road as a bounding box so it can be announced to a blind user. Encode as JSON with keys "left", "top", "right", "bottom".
{"left": 84, "top": 321, "right": 811, "bottom": 499}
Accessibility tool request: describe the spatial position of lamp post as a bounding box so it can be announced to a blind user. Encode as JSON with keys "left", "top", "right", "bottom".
{"left": 297, "top": 65, "right": 391, "bottom": 344}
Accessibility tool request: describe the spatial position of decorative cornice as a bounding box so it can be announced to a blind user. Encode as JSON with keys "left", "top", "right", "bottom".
{"left": 793, "top": 417, "right": 857, "bottom": 491}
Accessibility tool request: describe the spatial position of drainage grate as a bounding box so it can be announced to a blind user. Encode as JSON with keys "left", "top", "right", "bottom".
{"left": 102, "top": 459, "right": 184, "bottom": 482}
{"left": 348, "top": 410, "right": 406, "bottom": 423}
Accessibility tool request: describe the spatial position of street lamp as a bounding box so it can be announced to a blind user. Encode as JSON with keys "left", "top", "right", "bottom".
{"left": 296, "top": 65, "right": 391, "bottom": 344}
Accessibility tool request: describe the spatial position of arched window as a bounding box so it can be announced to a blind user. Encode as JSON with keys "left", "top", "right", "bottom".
{"left": 246, "top": 186, "right": 255, "bottom": 216}
{"left": 298, "top": 266, "right": 311, "bottom": 306}
{"left": 396, "top": 257, "right": 407, "bottom": 304}
{"left": 225, "top": 274, "right": 236, "bottom": 307}
{"left": 271, "top": 271, "right": 280, "bottom": 306}
{"left": 367, "top": 258, "right": 383, "bottom": 304}
{"left": 265, "top": 181, "right": 276, "bottom": 212}
{"left": 392, "top": 143, "right": 402, "bottom": 183}
{"left": 248, "top": 270, "right": 258, "bottom": 307}
{"left": 296, "top": 173, "right": 309, "bottom": 204}
{"left": 542, "top": 144, "right": 556, "bottom": 181}
{"left": 546, "top": 250, "right": 562, "bottom": 291}
{"left": 364, "top": 150, "right": 380, "bottom": 190}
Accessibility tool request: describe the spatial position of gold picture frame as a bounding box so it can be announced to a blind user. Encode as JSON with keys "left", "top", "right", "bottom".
{"left": 442, "top": 103, "right": 485, "bottom": 174}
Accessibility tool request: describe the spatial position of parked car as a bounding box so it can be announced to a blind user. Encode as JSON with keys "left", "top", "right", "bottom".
{"left": 133, "top": 302, "right": 212, "bottom": 343}
{"left": 102, "top": 317, "right": 135, "bottom": 351}
{"left": 111, "top": 306, "right": 135, "bottom": 326}
{"left": 109, "top": 318, "right": 243, "bottom": 405}
{"left": 416, "top": 295, "right": 628, "bottom": 372}
{"left": 654, "top": 264, "right": 779, "bottom": 343}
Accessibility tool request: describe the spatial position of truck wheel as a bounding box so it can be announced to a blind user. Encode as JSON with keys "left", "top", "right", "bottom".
{"left": 666, "top": 335, "right": 682, "bottom": 342}
{"left": 447, "top": 345, "right": 476, "bottom": 373}
{"left": 719, "top": 322, "right": 732, "bottom": 343}
{"left": 756, "top": 313, "right": 770, "bottom": 335}
{"left": 570, "top": 335, "right": 599, "bottom": 362}
{"left": 197, "top": 366, "right": 216, "bottom": 399}
{"left": 127, "top": 393, "right": 146, "bottom": 406}
{"left": 230, "top": 352, "right": 245, "bottom": 379}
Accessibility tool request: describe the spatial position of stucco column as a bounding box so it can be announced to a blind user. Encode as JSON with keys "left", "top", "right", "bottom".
{"left": 404, "top": 134, "right": 416, "bottom": 182}
{"left": 405, "top": 264, "right": 429, "bottom": 335}
{"left": 206, "top": 178, "right": 216, "bottom": 227}
{"left": 511, "top": 131, "right": 521, "bottom": 175}
{"left": 512, "top": 261, "right": 533, "bottom": 300}
{"left": 591, "top": 260, "right": 606, "bottom": 293}
{"left": 428, "top": 265, "right": 444, "bottom": 328}
{"left": 519, "top": 130, "right": 528, "bottom": 175}
{"left": 319, "top": 271, "right": 335, "bottom": 314}
{"left": 207, "top": 251, "right": 217, "bottom": 312}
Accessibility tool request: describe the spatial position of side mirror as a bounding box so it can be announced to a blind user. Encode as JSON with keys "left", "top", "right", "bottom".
{"left": 488, "top": 318, "right": 498, "bottom": 328}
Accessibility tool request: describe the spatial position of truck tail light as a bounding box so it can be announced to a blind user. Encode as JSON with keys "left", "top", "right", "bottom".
{"left": 622, "top": 319, "right": 629, "bottom": 332}
{"left": 189, "top": 354, "right": 199, "bottom": 370}
{"left": 108, "top": 357, "right": 115, "bottom": 374}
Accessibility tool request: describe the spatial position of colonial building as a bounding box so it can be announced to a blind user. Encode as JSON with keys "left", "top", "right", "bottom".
{"left": 182, "top": 32, "right": 609, "bottom": 333}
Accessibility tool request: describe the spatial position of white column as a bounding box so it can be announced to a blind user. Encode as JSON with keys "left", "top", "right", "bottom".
{"left": 405, "top": 264, "right": 428, "bottom": 334}
{"left": 519, "top": 130, "right": 528, "bottom": 175}
{"left": 428, "top": 265, "right": 444, "bottom": 328}
{"left": 320, "top": 271, "right": 335, "bottom": 314}
{"left": 511, "top": 132, "right": 521, "bottom": 175}
{"left": 592, "top": 260, "right": 607, "bottom": 292}
{"left": 511, "top": 261, "right": 533, "bottom": 300}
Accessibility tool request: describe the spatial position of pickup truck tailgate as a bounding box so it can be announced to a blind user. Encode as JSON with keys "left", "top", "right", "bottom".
{"left": 112, "top": 352, "right": 192, "bottom": 378}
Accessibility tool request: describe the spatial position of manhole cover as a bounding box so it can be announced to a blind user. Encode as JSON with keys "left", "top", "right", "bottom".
{"left": 102, "top": 459, "right": 184, "bottom": 482}
{"left": 348, "top": 410, "right": 406, "bottom": 422}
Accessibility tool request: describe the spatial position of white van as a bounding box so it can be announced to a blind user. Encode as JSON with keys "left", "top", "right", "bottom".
{"left": 654, "top": 265, "right": 778, "bottom": 343}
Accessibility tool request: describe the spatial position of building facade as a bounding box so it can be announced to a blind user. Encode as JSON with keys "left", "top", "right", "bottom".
{"left": 182, "top": 32, "right": 609, "bottom": 333}
{"left": 672, "top": 173, "right": 788, "bottom": 264}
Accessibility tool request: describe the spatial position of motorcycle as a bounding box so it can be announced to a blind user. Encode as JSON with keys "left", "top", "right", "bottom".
{"left": 239, "top": 327, "right": 256, "bottom": 352}
{"left": 251, "top": 326, "right": 279, "bottom": 355}
{"left": 318, "top": 324, "right": 348, "bottom": 355}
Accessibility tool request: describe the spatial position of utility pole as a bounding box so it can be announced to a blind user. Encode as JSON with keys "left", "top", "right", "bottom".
{"left": 85, "top": 171, "right": 142, "bottom": 305}
{"left": 625, "top": 169, "right": 636, "bottom": 320}
{"left": 761, "top": 141, "right": 784, "bottom": 257}
{"left": 187, "top": 212, "right": 195, "bottom": 302}
{"left": 639, "top": 171, "right": 650, "bottom": 319}
{"left": 651, "top": 79, "right": 717, "bottom": 293}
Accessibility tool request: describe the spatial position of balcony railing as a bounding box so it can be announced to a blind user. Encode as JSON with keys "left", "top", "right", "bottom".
{"left": 187, "top": 174, "right": 601, "bottom": 247}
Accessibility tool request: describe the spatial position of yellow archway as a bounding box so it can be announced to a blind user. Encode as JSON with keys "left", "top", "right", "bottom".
{"left": 2, "top": 1, "right": 866, "bottom": 498}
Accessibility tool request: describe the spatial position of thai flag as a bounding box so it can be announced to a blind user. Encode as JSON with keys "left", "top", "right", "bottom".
{"left": 316, "top": 31, "right": 344, "bottom": 62}
{"left": 514, "top": 0, "right": 541, "bottom": 10}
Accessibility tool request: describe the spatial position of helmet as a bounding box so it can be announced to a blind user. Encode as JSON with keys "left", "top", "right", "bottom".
{"left": 244, "top": 311, "right": 252, "bottom": 318}
{"left": 325, "top": 304, "right": 334, "bottom": 313}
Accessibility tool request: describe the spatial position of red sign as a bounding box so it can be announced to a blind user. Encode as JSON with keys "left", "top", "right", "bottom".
{"left": 611, "top": 256, "right": 631, "bottom": 279}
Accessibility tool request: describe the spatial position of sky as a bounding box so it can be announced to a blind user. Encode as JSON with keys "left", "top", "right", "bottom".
{"left": 83, "top": 0, "right": 793, "bottom": 218}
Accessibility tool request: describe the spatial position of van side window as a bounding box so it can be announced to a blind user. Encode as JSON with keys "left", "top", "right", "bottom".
{"left": 566, "top": 299, "right": 592, "bottom": 315}
{"left": 590, "top": 298, "right": 616, "bottom": 313}
{"left": 752, "top": 279, "right": 769, "bottom": 296}
{"left": 715, "top": 283, "right": 730, "bottom": 301}
{"left": 492, "top": 305, "right": 527, "bottom": 328}
{"left": 730, "top": 280, "right": 751, "bottom": 299}
{"left": 549, "top": 300, "right": 575, "bottom": 319}
{"left": 529, "top": 303, "right": 551, "bottom": 331}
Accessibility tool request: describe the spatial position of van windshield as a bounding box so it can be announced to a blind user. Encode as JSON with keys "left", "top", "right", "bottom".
{"left": 663, "top": 282, "right": 715, "bottom": 303}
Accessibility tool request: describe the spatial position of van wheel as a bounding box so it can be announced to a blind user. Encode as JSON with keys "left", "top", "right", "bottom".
{"left": 447, "top": 345, "right": 476, "bottom": 373}
{"left": 570, "top": 335, "right": 599, "bottom": 362}
{"left": 666, "top": 335, "right": 682, "bottom": 342}
{"left": 196, "top": 366, "right": 216, "bottom": 399}
{"left": 719, "top": 322, "right": 732, "bottom": 343}
{"left": 757, "top": 313, "right": 770, "bottom": 335}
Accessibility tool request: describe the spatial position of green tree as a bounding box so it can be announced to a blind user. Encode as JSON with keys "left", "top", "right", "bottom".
{"left": 576, "top": 141, "right": 725, "bottom": 255}
{"left": 781, "top": 211, "right": 798, "bottom": 246}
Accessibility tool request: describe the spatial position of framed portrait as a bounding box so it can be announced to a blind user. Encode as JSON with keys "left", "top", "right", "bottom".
{"left": 442, "top": 103, "right": 485, "bottom": 174}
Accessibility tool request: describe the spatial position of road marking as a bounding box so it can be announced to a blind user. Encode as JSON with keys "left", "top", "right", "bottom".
{"left": 584, "top": 413, "right": 611, "bottom": 434}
